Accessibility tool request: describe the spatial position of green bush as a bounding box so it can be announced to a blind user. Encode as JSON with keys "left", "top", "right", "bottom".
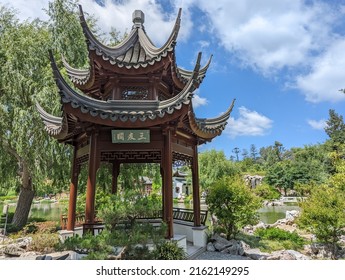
{"left": 207, "top": 175, "right": 262, "bottom": 239}
{"left": 253, "top": 183, "right": 281, "bottom": 200}
{"left": 153, "top": 241, "right": 186, "bottom": 260}
{"left": 254, "top": 227, "right": 305, "bottom": 250}
{"left": 27, "top": 233, "right": 61, "bottom": 253}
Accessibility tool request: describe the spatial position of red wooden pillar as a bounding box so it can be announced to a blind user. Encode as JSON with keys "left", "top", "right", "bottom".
{"left": 192, "top": 144, "right": 201, "bottom": 226}
{"left": 163, "top": 127, "right": 173, "bottom": 238}
{"left": 85, "top": 131, "right": 99, "bottom": 224}
{"left": 111, "top": 162, "right": 120, "bottom": 194}
{"left": 67, "top": 145, "right": 79, "bottom": 230}
{"left": 160, "top": 165, "right": 165, "bottom": 221}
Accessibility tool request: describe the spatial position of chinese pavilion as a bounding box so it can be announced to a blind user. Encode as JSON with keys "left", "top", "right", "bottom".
{"left": 38, "top": 6, "right": 234, "bottom": 240}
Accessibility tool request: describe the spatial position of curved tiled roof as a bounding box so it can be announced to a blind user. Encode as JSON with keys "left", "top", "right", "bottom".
{"left": 36, "top": 103, "right": 67, "bottom": 139}
{"left": 176, "top": 55, "right": 212, "bottom": 84}
{"left": 62, "top": 56, "right": 93, "bottom": 86}
{"left": 79, "top": 5, "right": 181, "bottom": 69}
{"left": 188, "top": 99, "right": 235, "bottom": 139}
{"left": 49, "top": 50, "right": 198, "bottom": 123}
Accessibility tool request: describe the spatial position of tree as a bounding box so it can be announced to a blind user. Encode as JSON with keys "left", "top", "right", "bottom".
{"left": 265, "top": 161, "right": 294, "bottom": 195}
{"left": 259, "top": 141, "right": 286, "bottom": 167}
{"left": 297, "top": 185, "right": 345, "bottom": 259}
{"left": 325, "top": 109, "right": 345, "bottom": 147}
{"left": 232, "top": 147, "right": 240, "bottom": 161}
{"left": 0, "top": 0, "right": 90, "bottom": 229}
{"left": 206, "top": 176, "right": 261, "bottom": 239}
{"left": 0, "top": 6, "right": 68, "bottom": 228}
{"left": 242, "top": 148, "right": 249, "bottom": 159}
{"left": 198, "top": 150, "right": 239, "bottom": 190}
{"left": 250, "top": 144, "right": 258, "bottom": 161}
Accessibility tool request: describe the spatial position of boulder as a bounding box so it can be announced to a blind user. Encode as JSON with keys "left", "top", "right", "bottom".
{"left": 244, "top": 248, "right": 269, "bottom": 260}
{"left": 206, "top": 242, "right": 216, "bottom": 252}
{"left": 211, "top": 234, "right": 235, "bottom": 251}
{"left": 15, "top": 237, "right": 33, "bottom": 249}
{"left": 286, "top": 210, "right": 299, "bottom": 221}
{"left": 266, "top": 250, "right": 310, "bottom": 260}
{"left": 3, "top": 244, "right": 26, "bottom": 257}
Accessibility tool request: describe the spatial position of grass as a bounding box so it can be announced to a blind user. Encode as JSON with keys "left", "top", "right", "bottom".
{"left": 237, "top": 227, "right": 308, "bottom": 253}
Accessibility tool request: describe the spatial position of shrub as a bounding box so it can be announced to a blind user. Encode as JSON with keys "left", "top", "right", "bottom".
{"left": 254, "top": 227, "right": 305, "bottom": 250}
{"left": 297, "top": 185, "right": 345, "bottom": 259}
{"left": 206, "top": 175, "right": 262, "bottom": 239}
{"left": 153, "top": 241, "right": 186, "bottom": 260}
{"left": 253, "top": 183, "right": 280, "bottom": 200}
{"left": 27, "top": 233, "right": 60, "bottom": 253}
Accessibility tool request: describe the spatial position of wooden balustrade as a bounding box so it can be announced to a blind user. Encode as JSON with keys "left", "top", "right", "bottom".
{"left": 60, "top": 208, "right": 208, "bottom": 231}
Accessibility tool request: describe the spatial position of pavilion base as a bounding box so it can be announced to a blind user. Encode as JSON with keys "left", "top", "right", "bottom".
{"left": 58, "top": 222, "right": 207, "bottom": 256}
{"left": 173, "top": 222, "right": 208, "bottom": 248}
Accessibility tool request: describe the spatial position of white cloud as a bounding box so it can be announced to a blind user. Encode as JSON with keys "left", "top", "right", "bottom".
{"left": 0, "top": 0, "right": 49, "bottom": 21}
{"left": 192, "top": 94, "right": 208, "bottom": 108}
{"left": 295, "top": 39, "right": 345, "bottom": 103}
{"left": 78, "top": 0, "right": 193, "bottom": 46}
{"left": 307, "top": 119, "right": 327, "bottom": 130}
{"left": 1, "top": 0, "right": 193, "bottom": 46}
{"left": 226, "top": 106, "right": 273, "bottom": 138}
{"left": 192, "top": 0, "right": 334, "bottom": 74}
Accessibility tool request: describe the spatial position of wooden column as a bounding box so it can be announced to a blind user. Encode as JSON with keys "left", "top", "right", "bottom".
{"left": 85, "top": 131, "right": 99, "bottom": 224}
{"left": 111, "top": 162, "right": 120, "bottom": 194}
{"left": 162, "top": 127, "right": 173, "bottom": 238}
{"left": 192, "top": 144, "right": 201, "bottom": 227}
{"left": 160, "top": 165, "right": 166, "bottom": 221}
{"left": 67, "top": 145, "right": 79, "bottom": 231}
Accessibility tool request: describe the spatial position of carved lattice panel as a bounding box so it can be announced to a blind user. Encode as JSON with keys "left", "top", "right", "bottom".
{"left": 121, "top": 86, "right": 148, "bottom": 100}
{"left": 101, "top": 151, "right": 161, "bottom": 162}
{"left": 172, "top": 152, "right": 192, "bottom": 166}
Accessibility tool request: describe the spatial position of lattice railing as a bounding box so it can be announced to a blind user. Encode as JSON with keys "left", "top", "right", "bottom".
{"left": 60, "top": 208, "right": 208, "bottom": 230}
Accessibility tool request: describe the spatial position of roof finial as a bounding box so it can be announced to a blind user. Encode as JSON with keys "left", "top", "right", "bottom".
{"left": 132, "top": 10, "right": 145, "bottom": 27}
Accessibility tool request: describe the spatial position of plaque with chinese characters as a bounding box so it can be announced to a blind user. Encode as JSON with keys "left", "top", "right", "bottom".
{"left": 111, "top": 130, "right": 150, "bottom": 143}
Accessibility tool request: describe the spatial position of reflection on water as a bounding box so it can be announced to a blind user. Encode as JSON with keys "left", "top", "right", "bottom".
{"left": 0, "top": 201, "right": 66, "bottom": 222}
{"left": 258, "top": 204, "right": 300, "bottom": 224}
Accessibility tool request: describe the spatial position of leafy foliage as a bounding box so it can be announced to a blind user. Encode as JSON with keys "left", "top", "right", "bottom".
{"left": 199, "top": 149, "right": 239, "bottom": 190}
{"left": 297, "top": 185, "right": 345, "bottom": 258}
{"left": 206, "top": 176, "right": 261, "bottom": 239}
{"left": 255, "top": 227, "right": 305, "bottom": 249}
{"left": 253, "top": 183, "right": 281, "bottom": 200}
{"left": 153, "top": 240, "right": 186, "bottom": 260}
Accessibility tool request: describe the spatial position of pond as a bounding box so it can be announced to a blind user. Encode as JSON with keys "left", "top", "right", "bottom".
{"left": 1, "top": 200, "right": 300, "bottom": 225}
{"left": 258, "top": 203, "right": 300, "bottom": 224}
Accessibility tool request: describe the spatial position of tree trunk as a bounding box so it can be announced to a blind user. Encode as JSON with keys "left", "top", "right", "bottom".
{"left": 12, "top": 160, "right": 35, "bottom": 229}
{"left": 12, "top": 187, "right": 35, "bottom": 229}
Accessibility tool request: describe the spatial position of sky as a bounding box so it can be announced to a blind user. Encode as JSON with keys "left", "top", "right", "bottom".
{"left": 1, "top": 0, "right": 345, "bottom": 159}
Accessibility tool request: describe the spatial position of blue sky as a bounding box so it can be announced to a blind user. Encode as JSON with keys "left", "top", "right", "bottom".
{"left": 2, "top": 0, "right": 345, "bottom": 158}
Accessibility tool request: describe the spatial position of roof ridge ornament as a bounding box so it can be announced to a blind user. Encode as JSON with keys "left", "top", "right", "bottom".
{"left": 132, "top": 10, "right": 145, "bottom": 28}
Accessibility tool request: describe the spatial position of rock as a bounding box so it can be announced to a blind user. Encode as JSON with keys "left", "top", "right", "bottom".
{"left": 15, "top": 237, "right": 33, "bottom": 249}
{"left": 244, "top": 248, "right": 269, "bottom": 260}
{"left": 206, "top": 242, "right": 216, "bottom": 252}
{"left": 20, "top": 252, "right": 38, "bottom": 259}
{"left": 3, "top": 244, "right": 26, "bottom": 257}
{"left": 286, "top": 210, "right": 299, "bottom": 221}
{"left": 266, "top": 250, "right": 310, "bottom": 260}
{"left": 211, "top": 234, "right": 235, "bottom": 251}
{"left": 219, "top": 240, "right": 251, "bottom": 256}
{"left": 286, "top": 250, "right": 310, "bottom": 260}
{"left": 267, "top": 250, "right": 295, "bottom": 260}
{"left": 238, "top": 241, "right": 250, "bottom": 256}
